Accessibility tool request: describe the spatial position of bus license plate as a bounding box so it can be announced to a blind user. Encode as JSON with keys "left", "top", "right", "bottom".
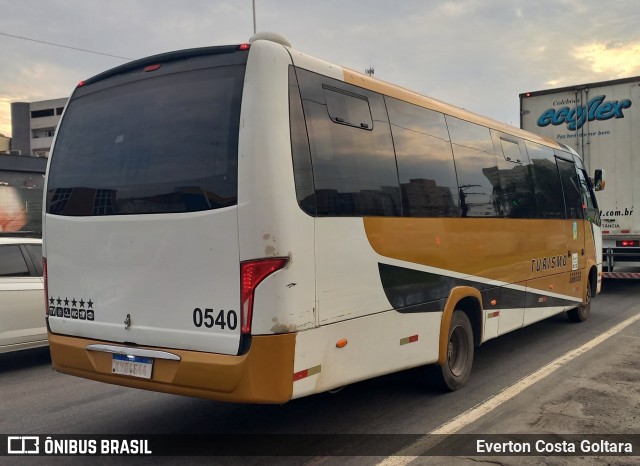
{"left": 112, "top": 354, "right": 153, "bottom": 379}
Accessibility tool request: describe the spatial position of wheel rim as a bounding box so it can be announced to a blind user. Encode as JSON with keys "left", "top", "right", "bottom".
{"left": 448, "top": 325, "right": 469, "bottom": 377}
{"left": 581, "top": 284, "right": 591, "bottom": 317}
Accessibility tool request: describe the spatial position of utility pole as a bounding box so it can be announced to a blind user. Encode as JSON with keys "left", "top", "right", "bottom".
{"left": 252, "top": 0, "right": 257, "bottom": 34}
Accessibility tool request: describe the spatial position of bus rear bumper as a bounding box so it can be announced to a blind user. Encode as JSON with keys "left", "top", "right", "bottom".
{"left": 48, "top": 332, "right": 296, "bottom": 403}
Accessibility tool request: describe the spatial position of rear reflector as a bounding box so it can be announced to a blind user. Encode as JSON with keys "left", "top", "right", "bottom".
{"left": 144, "top": 64, "right": 161, "bottom": 72}
{"left": 293, "top": 365, "right": 321, "bottom": 382}
{"left": 240, "top": 257, "right": 289, "bottom": 334}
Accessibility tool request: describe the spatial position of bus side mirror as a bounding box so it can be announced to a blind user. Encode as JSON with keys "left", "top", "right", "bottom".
{"left": 593, "top": 169, "right": 606, "bottom": 191}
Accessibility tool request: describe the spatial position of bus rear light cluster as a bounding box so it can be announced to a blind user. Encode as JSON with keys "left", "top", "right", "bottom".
{"left": 240, "top": 257, "right": 289, "bottom": 334}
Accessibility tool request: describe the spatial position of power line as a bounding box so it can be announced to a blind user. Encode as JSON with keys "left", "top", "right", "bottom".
{"left": 0, "top": 31, "right": 133, "bottom": 61}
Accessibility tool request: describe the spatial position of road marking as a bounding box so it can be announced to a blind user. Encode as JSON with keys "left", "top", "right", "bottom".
{"left": 377, "top": 312, "right": 640, "bottom": 466}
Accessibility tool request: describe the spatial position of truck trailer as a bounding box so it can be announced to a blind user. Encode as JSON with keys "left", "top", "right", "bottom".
{"left": 520, "top": 76, "right": 640, "bottom": 278}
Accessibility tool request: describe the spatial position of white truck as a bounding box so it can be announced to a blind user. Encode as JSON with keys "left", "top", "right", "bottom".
{"left": 520, "top": 76, "right": 640, "bottom": 278}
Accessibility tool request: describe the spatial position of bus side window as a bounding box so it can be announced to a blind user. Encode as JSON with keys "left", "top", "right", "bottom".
{"left": 385, "top": 97, "right": 460, "bottom": 218}
{"left": 576, "top": 168, "right": 600, "bottom": 225}
{"left": 445, "top": 116, "right": 500, "bottom": 218}
{"left": 555, "top": 155, "right": 584, "bottom": 220}
{"left": 295, "top": 68, "right": 401, "bottom": 217}
{"left": 525, "top": 141, "right": 566, "bottom": 219}
{"left": 493, "top": 134, "right": 537, "bottom": 219}
{"left": 288, "top": 66, "right": 316, "bottom": 215}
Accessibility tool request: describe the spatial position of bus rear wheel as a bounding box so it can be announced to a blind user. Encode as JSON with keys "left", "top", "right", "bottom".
{"left": 568, "top": 280, "right": 591, "bottom": 323}
{"left": 439, "top": 310, "right": 474, "bottom": 391}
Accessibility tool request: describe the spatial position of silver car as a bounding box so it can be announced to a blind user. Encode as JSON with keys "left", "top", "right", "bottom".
{"left": 0, "top": 237, "right": 46, "bottom": 353}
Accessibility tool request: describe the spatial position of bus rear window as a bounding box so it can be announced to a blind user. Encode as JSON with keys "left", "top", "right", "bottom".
{"left": 47, "top": 63, "right": 245, "bottom": 216}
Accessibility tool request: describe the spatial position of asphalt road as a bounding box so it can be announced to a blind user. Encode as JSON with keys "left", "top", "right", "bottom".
{"left": 1, "top": 279, "right": 639, "bottom": 465}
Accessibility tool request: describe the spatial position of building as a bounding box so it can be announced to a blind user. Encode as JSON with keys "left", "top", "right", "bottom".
{"left": 11, "top": 97, "right": 68, "bottom": 157}
{"left": 0, "top": 154, "right": 46, "bottom": 235}
{"left": 0, "top": 133, "right": 9, "bottom": 152}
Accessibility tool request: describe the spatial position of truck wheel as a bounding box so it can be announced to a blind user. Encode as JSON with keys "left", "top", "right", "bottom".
{"left": 439, "top": 310, "right": 474, "bottom": 391}
{"left": 568, "top": 281, "right": 591, "bottom": 323}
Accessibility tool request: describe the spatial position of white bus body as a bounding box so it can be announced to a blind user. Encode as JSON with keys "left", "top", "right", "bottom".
{"left": 44, "top": 35, "right": 601, "bottom": 403}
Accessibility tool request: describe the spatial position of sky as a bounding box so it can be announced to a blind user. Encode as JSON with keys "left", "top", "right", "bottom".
{"left": 1, "top": 0, "right": 640, "bottom": 137}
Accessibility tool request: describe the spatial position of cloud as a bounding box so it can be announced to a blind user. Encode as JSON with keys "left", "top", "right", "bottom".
{"left": 0, "top": 56, "right": 84, "bottom": 135}
{"left": 0, "top": 100, "right": 13, "bottom": 136}
{"left": 1, "top": 0, "right": 640, "bottom": 137}
{"left": 438, "top": 2, "right": 468, "bottom": 17}
{"left": 574, "top": 41, "right": 640, "bottom": 76}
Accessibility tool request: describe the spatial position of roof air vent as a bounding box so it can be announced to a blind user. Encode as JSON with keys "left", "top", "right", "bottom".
{"left": 249, "top": 32, "right": 291, "bottom": 48}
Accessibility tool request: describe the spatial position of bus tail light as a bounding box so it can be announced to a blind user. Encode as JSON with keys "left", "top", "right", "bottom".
{"left": 240, "top": 257, "right": 289, "bottom": 334}
{"left": 43, "top": 257, "right": 49, "bottom": 315}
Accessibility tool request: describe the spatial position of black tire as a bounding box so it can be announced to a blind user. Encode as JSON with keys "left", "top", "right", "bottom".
{"left": 439, "top": 310, "right": 474, "bottom": 391}
{"left": 568, "top": 280, "right": 591, "bottom": 323}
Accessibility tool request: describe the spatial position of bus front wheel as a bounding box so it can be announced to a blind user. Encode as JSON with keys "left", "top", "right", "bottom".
{"left": 439, "top": 310, "right": 474, "bottom": 391}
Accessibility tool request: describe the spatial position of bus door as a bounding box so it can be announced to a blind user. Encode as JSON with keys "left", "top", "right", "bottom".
{"left": 556, "top": 156, "right": 586, "bottom": 282}
{"left": 576, "top": 165, "right": 602, "bottom": 289}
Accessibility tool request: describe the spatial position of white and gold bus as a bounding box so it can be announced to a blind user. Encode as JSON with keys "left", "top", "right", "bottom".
{"left": 43, "top": 32, "right": 604, "bottom": 403}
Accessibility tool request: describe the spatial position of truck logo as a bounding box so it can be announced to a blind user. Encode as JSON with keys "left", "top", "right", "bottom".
{"left": 537, "top": 95, "right": 632, "bottom": 130}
